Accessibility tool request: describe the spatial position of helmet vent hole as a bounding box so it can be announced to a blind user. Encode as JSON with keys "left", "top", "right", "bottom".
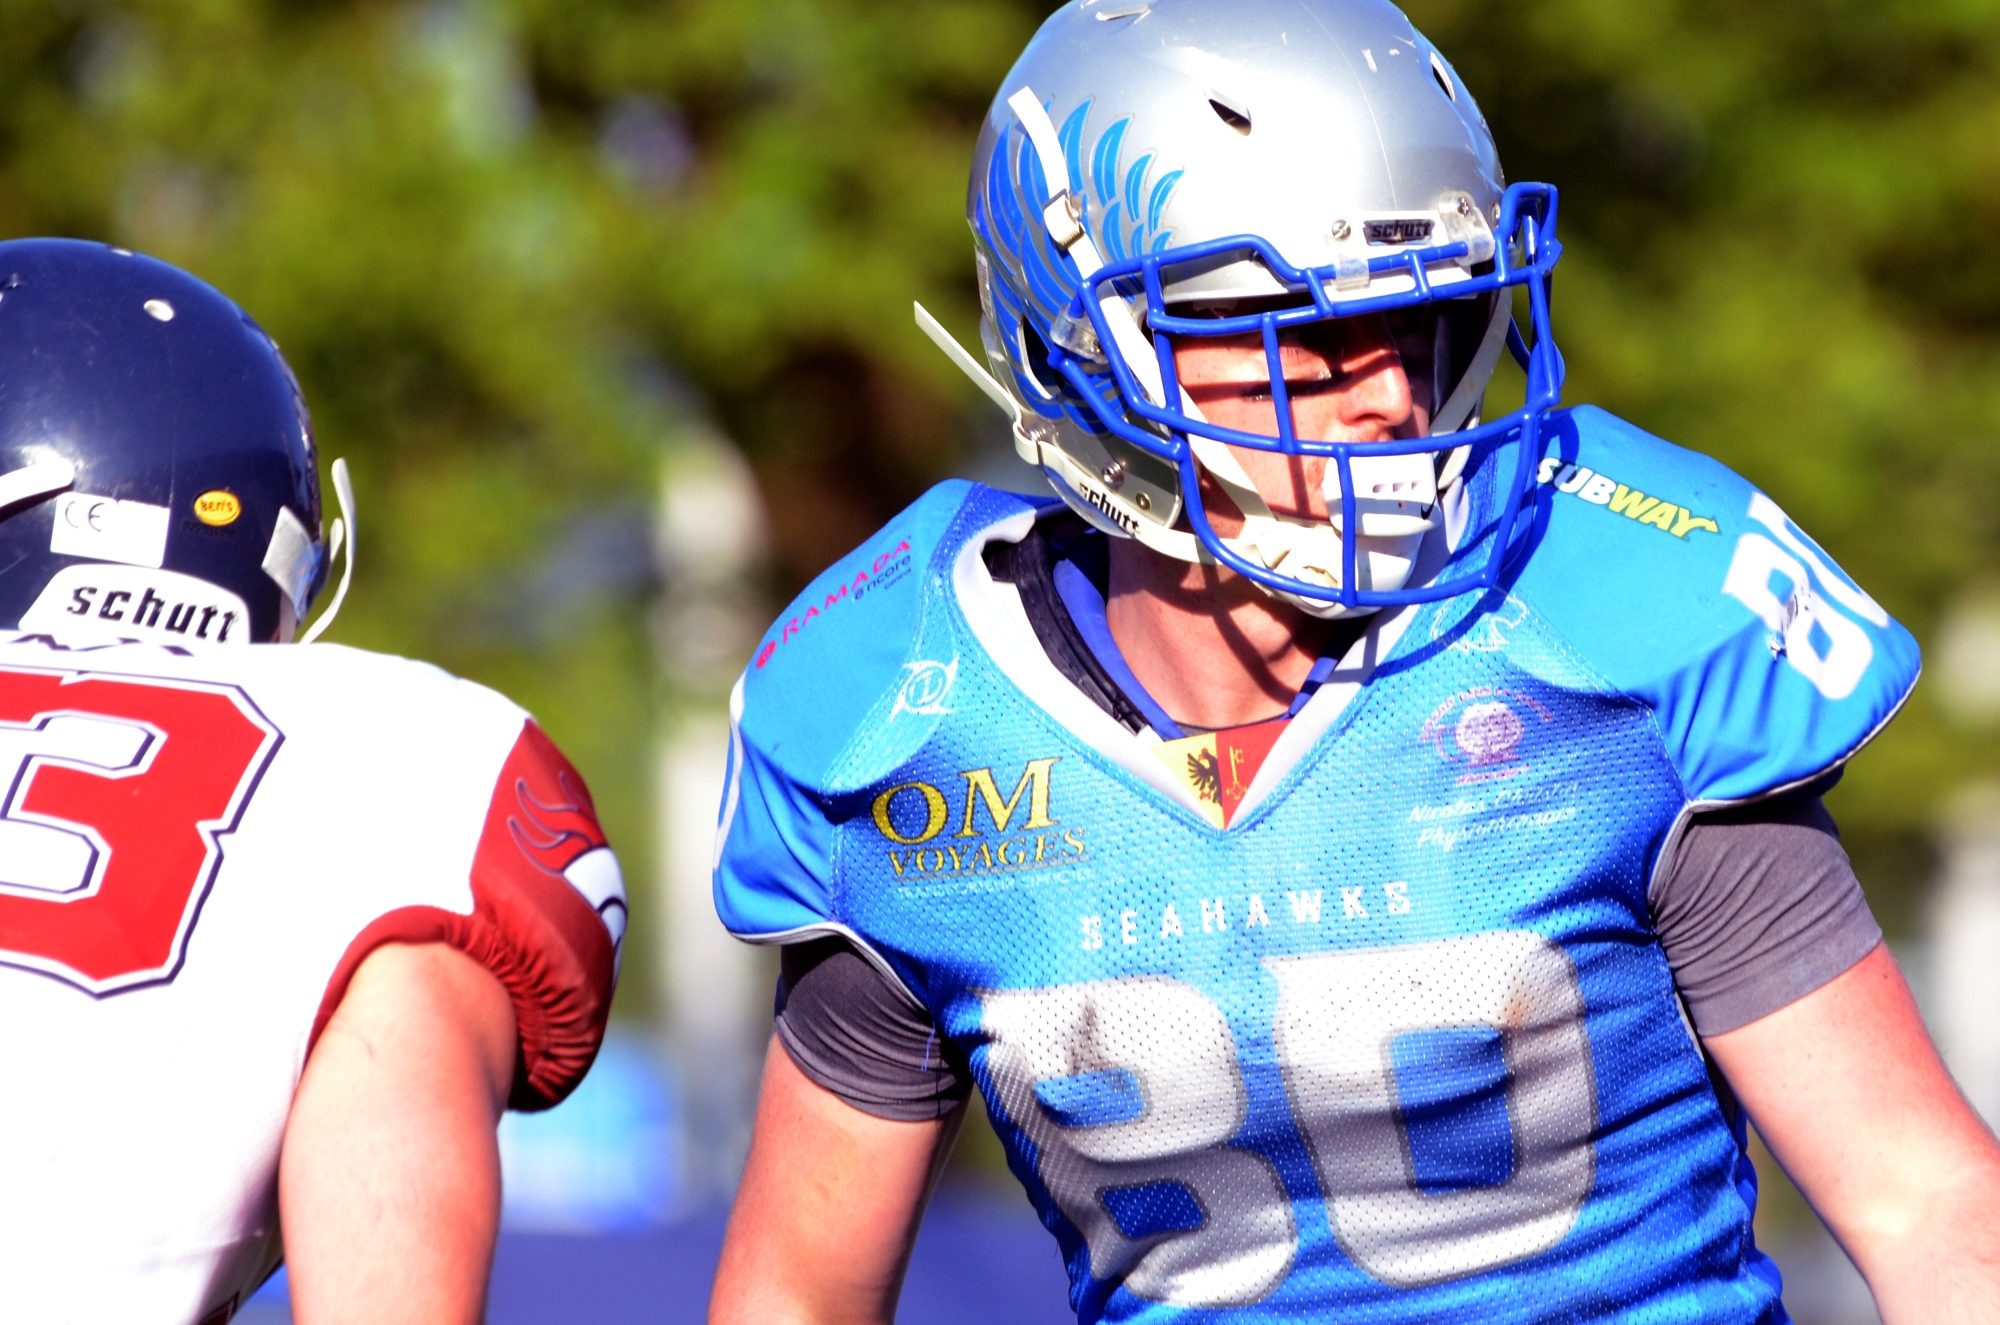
{"left": 1430, "top": 52, "right": 1458, "bottom": 103}
{"left": 1207, "top": 95, "right": 1251, "bottom": 135}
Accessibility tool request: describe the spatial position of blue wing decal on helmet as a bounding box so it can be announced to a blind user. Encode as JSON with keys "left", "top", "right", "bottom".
{"left": 1057, "top": 102, "right": 1091, "bottom": 199}
{"left": 1101, "top": 203, "right": 1127, "bottom": 264}
{"left": 1015, "top": 126, "right": 1054, "bottom": 234}
{"left": 1092, "top": 118, "right": 1129, "bottom": 208}
{"left": 1083, "top": 117, "right": 1179, "bottom": 263}
{"left": 1147, "top": 169, "right": 1182, "bottom": 237}
{"left": 1123, "top": 153, "right": 1152, "bottom": 223}
{"left": 986, "top": 135, "right": 1028, "bottom": 255}
{"left": 1007, "top": 135, "right": 1077, "bottom": 320}
{"left": 979, "top": 128, "right": 1073, "bottom": 422}
{"left": 970, "top": 101, "right": 1184, "bottom": 437}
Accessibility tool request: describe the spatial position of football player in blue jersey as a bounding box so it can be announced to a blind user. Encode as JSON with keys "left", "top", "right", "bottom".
{"left": 706, "top": 2, "right": 2000, "bottom": 1322}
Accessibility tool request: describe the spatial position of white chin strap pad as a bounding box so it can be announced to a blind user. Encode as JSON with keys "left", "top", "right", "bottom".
{"left": 1245, "top": 516, "right": 1433, "bottom": 620}
{"left": 1323, "top": 450, "right": 1440, "bottom": 538}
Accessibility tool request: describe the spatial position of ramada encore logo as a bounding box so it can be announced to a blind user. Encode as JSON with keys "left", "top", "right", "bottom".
{"left": 754, "top": 537, "right": 914, "bottom": 669}
{"left": 869, "top": 757, "right": 1086, "bottom": 879}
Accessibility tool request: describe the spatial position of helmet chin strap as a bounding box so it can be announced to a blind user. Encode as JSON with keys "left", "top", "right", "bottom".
{"left": 298, "top": 457, "right": 354, "bottom": 645}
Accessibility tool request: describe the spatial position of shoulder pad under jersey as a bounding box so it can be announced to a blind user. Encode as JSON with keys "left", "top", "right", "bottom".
{"left": 1509, "top": 405, "right": 1919, "bottom": 804}
{"left": 251, "top": 646, "right": 624, "bottom": 1110}
{"left": 715, "top": 481, "right": 1039, "bottom": 939}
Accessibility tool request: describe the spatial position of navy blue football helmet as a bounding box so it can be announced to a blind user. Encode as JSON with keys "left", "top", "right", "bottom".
{"left": 0, "top": 239, "right": 333, "bottom": 645}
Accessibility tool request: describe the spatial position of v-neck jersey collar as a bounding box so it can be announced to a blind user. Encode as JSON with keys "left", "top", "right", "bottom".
{"left": 1044, "top": 526, "right": 1350, "bottom": 742}
{"left": 952, "top": 503, "right": 1442, "bottom": 827}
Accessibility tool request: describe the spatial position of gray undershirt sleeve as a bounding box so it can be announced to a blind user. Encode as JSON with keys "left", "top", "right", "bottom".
{"left": 773, "top": 936, "right": 971, "bottom": 1122}
{"left": 1650, "top": 796, "right": 1883, "bottom": 1037}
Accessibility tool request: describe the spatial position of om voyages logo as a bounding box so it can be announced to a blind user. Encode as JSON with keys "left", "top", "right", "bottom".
{"left": 869, "top": 757, "right": 1085, "bottom": 879}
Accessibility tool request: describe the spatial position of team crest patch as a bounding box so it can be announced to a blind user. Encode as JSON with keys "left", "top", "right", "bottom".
{"left": 1151, "top": 717, "right": 1288, "bottom": 828}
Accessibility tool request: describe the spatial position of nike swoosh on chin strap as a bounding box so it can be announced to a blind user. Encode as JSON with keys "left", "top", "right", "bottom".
{"left": 0, "top": 457, "right": 77, "bottom": 515}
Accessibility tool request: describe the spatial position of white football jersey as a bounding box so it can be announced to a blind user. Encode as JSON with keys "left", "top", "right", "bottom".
{"left": 0, "top": 631, "right": 627, "bottom": 1324}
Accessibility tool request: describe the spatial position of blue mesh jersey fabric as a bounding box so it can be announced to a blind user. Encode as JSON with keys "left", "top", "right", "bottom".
{"left": 715, "top": 404, "right": 1920, "bottom": 1324}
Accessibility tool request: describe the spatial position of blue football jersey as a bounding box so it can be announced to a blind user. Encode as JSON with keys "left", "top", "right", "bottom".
{"left": 714, "top": 405, "right": 1919, "bottom": 1324}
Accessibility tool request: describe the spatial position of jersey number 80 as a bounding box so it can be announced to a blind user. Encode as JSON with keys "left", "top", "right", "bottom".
{"left": 978, "top": 932, "right": 1597, "bottom": 1305}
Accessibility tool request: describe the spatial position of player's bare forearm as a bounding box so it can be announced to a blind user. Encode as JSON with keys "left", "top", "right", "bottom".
{"left": 710, "top": 1036, "right": 964, "bottom": 1325}
{"left": 1707, "top": 943, "right": 2000, "bottom": 1323}
{"left": 280, "top": 941, "right": 518, "bottom": 1325}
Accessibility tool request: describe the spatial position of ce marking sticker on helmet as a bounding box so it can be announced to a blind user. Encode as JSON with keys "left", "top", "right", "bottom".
{"left": 50, "top": 493, "right": 171, "bottom": 569}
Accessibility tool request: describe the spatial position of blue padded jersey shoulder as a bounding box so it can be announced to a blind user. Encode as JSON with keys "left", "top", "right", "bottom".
{"left": 1510, "top": 404, "right": 1919, "bottom": 805}
{"left": 714, "top": 480, "right": 1040, "bottom": 941}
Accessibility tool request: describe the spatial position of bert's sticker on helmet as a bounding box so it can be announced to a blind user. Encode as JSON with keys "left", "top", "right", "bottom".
{"left": 193, "top": 490, "right": 241, "bottom": 526}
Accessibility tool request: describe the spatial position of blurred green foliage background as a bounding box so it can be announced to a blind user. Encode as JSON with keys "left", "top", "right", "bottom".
{"left": 1, "top": 0, "right": 1993, "bottom": 990}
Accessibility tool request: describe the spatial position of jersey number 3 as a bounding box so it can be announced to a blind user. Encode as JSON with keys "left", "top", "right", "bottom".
{"left": 0, "top": 666, "right": 281, "bottom": 994}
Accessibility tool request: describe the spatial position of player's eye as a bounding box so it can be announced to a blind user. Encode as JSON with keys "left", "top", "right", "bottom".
{"left": 1240, "top": 372, "right": 1339, "bottom": 403}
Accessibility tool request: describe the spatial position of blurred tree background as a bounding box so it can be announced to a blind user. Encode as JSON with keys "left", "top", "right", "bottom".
{"left": 0, "top": 0, "right": 1994, "bottom": 985}
{"left": 1404, "top": 0, "right": 2000, "bottom": 937}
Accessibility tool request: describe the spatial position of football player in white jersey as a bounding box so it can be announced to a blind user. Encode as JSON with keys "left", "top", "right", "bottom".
{"left": 0, "top": 238, "right": 627, "bottom": 1324}
{"left": 707, "top": 3, "right": 2000, "bottom": 1324}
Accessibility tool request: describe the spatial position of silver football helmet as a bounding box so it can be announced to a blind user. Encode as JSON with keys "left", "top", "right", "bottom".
{"left": 917, "top": 0, "right": 1563, "bottom": 616}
